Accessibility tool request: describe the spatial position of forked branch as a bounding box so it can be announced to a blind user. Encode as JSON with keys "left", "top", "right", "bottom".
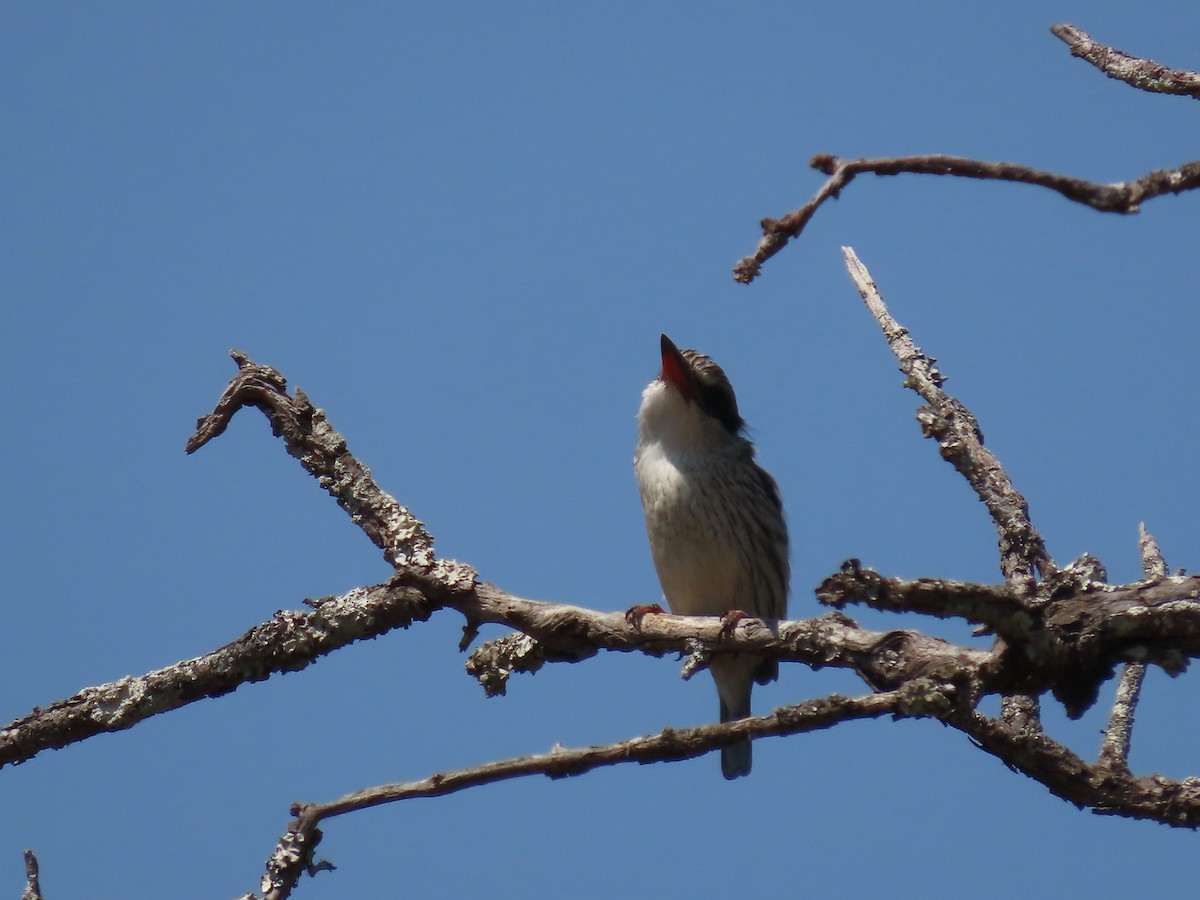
{"left": 842, "top": 248, "right": 1056, "bottom": 590}
{"left": 733, "top": 154, "right": 1200, "bottom": 283}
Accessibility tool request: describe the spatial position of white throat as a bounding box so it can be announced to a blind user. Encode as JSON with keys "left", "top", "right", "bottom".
{"left": 636, "top": 379, "right": 736, "bottom": 457}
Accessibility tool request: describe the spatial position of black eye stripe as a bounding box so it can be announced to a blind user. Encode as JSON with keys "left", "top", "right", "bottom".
{"left": 679, "top": 348, "right": 744, "bottom": 435}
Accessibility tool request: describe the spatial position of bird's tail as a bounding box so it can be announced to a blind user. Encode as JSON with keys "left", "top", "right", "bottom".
{"left": 712, "top": 655, "right": 757, "bottom": 780}
{"left": 718, "top": 700, "right": 752, "bottom": 780}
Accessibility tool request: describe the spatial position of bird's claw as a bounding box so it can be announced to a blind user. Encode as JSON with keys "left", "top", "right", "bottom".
{"left": 718, "top": 609, "right": 749, "bottom": 640}
{"left": 625, "top": 603, "right": 665, "bottom": 629}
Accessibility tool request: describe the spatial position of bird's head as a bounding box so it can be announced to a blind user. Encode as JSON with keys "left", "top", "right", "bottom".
{"left": 637, "top": 334, "right": 745, "bottom": 449}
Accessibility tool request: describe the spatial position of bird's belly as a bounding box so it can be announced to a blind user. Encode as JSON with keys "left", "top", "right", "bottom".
{"left": 637, "top": 451, "right": 750, "bottom": 617}
{"left": 651, "top": 535, "right": 746, "bottom": 618}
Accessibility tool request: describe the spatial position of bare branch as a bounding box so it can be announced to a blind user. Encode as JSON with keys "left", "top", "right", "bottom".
{"left": 999, "top": 693, "right": 1041, "bottom": 738}
{"left": 1098, "top": 523, "right": 1166, "bottom": 771}
{"left": 0, "top": 574, "right": 984, "bottom": 768}
{"left": 819, "top": 557, "right": 1200, "bottom": 717}
{"left": 0, "top": 582, "right": 436, "bottom": 768}
{"left": 187, "top": 350, "right": 474, "bottom": 584}
{"left": 1099, "top": 662, "right": 1146, "bottom": 774}
{"left": 463, "top": 599, "right": 989, "bottom": 696}
{"left": 1044, "top": 575, "right": 1200, "bottom": 665}
{"left": 18, "top": 349, "right": 1194, "bottom": 762}
{"left": 1138, "top": 521, "right": 1169, "bottom": 579}
{"left": 22, "top": 851, "right": 42, "bottom": 900}
{"left": 1052, "top": 23, "right": 1200, "bottom": 98}
{"left": 5, "top": 360, "right": 483, "bottom": 769}
{"left": 251, "top": 663, "right": 1200, "bottom": 897}
{"left": 816, "top": 559, "right": 1019, "bottom": 627}
{"left": 816, "top": 561, "right": 1200, "bottom": 657}
{"left": 13, "top": 324, "right": 1200, "bottom": 900}
{"left": 841, "top": 248, "right": 1056, "bottom": 590}
{"left": 953, "top": 706, "right": 1200, "bottom": 827}
{"left": 998, "top": 562, "right": 1109, "bottom": 733}
{"left": 733, "top": 155, "right": 1200, "bottom": 283}
{"left": 0, "top": 357, "right": 988, "bottom": 769}
{"left": 254, "top": 682, "right": 957, "bottom": 899}
{"left": 731, "top": 158, "right": 856, "bottom": 283}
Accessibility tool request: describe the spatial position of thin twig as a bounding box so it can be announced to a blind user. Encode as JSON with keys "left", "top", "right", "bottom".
{"left": 731, "top": 159, "right": 856, "bottom": 283}
{"left": 1052, "top": 23, "right": 1200, "bottom": 98}
{"left": 841, "top": 248, "right": 1056, "bottom": 590}
{"left": 733, "top": 154, "right": 1200, "bottom": 282}
{"left": 1097, "top": 523, "right": 1165, "bottom": 771}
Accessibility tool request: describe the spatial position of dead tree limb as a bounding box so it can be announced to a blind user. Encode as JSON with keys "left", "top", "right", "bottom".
{"left": 733, "top": 154, "right": 1200, "bottom": 283}
{"left": 0, "top": 579, "right": 982, "bottom": 768}
{"left": 843, "top": 247, "right": 1054, "bottom": 590}
{"left": 1052, "top": 23, "right": 1200, "bottom": 98}
{"left": 255, "top": 682, "right": 955, "bottom": 900}
{"left": 21, "top": 851, "right": 42, "bottom": 900}
{"left": 0, "top": 582, "right": 434, "bottom": 768}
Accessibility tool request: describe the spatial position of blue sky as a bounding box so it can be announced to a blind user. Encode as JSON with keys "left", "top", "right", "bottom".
{"left": 4, "top": 3, "right": 1200, "bottom": 897}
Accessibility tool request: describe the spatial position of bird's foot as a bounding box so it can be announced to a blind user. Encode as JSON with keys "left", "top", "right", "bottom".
{"left": 718, "top": 609, "right": 749, "bottom": 640}
{"left": 625, "top": 603, "right": 665, "bottom": 629}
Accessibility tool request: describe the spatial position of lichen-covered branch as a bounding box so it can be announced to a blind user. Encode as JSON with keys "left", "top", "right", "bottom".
{"left": 0, "top": 582, "right": 436, "bottom": 768}
{"left": 187, "top": 350, "right": 473, "bottom": 586}
{"left": 818, "top": 556, "right": 1200, "bottom": 717}
{"left": 815, "top": 559, "right": 1019, "bottom": 626}
{"left": 0, "top": 351, "right": 987, "bottom": 770}
{"left": 950, "top": 706, "right": 1200, "bottom": 827}
{"left": 462, "top": 600, "right": 989, "bottom": 696}
{"left": 1052, "top": 23, "right": 1200, "bottom": 98}
{"left": 842, "top": 248, "right": 1055, "bottom": 590}
{"left": 0, "top": 574, "right": 982, "bottom": 767}
{"left": 1137, "top": 521, "right": 1170, "bottom": 581}
{"left": 733, "top": 154, "right": 1200, "bottom": 283}
{"left": 1099, "top": 662, "right": 1145, "bottom": 775}
{"left": 21, "top": 850, "right": 42, "bottom": 900}
{"left": 1097, "top": 523, "right": 1165, "bottom": 771}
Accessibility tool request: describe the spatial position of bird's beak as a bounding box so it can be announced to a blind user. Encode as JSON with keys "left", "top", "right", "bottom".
{"left": 659, "top": 334, "right": 693, "bottom": 394}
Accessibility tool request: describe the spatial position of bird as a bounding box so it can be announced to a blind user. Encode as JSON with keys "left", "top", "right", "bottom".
{"left": 633, "top": 334, "right": 789, "bottom": 779}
